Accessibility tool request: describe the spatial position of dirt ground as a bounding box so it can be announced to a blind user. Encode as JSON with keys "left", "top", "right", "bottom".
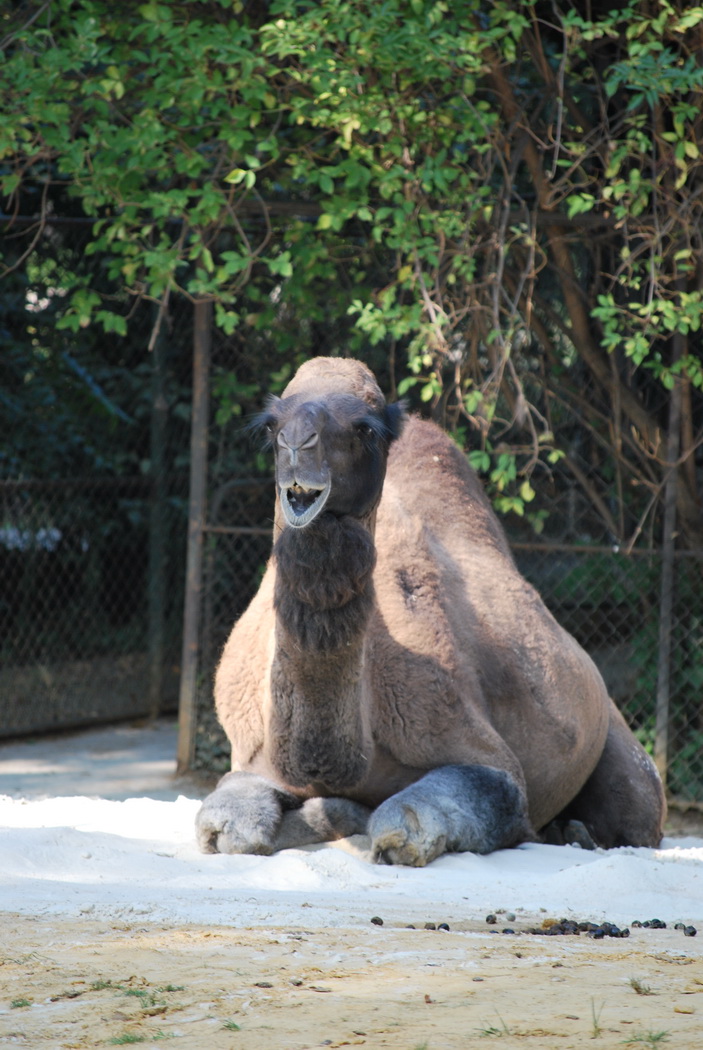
{"left": 1, "top": 913, "right": 701, "bottom": 1050}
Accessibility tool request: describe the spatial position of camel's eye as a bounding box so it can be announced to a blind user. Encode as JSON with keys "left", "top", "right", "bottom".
{"left": 247, "top": 410, "right": 280, "bottom": 448}
{"left": 354, "top": 420, "right": 376, "bottom": 441}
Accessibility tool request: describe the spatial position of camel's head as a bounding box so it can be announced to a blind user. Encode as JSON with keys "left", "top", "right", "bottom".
{"left": 256, "top": 358, "right": 405, "bottom": 529}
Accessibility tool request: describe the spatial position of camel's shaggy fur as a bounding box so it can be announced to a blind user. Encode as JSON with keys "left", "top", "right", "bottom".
{"left": 196, "top": 357, "right": 665, "bottom": 865}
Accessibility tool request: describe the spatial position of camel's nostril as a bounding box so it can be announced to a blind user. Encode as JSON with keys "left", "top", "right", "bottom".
{"left": 278, "top": 428, "right": 319, "bottom": 453}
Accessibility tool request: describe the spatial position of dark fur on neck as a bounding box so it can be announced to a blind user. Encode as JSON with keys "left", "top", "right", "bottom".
{"left": 273, "top": 514, "right": 376, "bottom": 651}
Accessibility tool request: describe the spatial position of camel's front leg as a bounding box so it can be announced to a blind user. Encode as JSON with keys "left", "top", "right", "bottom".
{"left": 368, "top": 764, "right": 532, "bottom": 866}
{"left": 196, "top": 771, "right": 371, "bottom": 855}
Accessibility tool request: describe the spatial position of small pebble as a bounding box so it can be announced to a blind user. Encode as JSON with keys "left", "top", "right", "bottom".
{"left": 254, "top": 981, "right": 273, "bottom": 988}
{"left": 438, "top": 923, "right": 450, "bottom": 931}
{"left": 424, "top": 922, "right": 436, "bottom": 930}
{"left": 502, "top": 928, "right": 515, "bottom": 935}
{"left": 684, "top": 926, "right": 697, "bottom": 937}
{"left": 370, "top": 916, "right": 384, "bottom": 926}
{"left": 506, "top": 912, "right": 516, "bottom": 922}
{"left": 485, "top": 914, "right": 497, "bottom": 925}
{"left": 289, "top": 978, "right": 303, "bottom": 987}
{"left": 405, "top": 924, "right": 416, "bottom": 929}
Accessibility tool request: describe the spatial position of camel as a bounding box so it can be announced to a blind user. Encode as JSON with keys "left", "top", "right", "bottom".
{"left": 196, "top": 357, "right": 665, "bottom": 865}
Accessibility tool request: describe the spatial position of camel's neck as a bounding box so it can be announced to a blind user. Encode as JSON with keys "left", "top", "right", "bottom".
{"left": 267, "top": 514, "right": 376, "bottom": 791}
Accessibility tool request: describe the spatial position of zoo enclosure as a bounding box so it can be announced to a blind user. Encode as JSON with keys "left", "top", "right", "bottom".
{"left": 2, "top": 218, "right": 701, "bottom": 803}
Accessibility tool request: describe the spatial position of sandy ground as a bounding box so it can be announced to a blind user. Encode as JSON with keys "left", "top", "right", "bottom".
{"left": 2, "top": 914, "right": 702, "bottom": 1049}
{"left": 1, "top": 720, "right": 702, "bottom": 1049}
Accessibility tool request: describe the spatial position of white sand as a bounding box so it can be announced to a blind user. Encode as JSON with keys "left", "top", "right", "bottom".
{"left": 1, "top": 721, "right": 702, "bottom": 931}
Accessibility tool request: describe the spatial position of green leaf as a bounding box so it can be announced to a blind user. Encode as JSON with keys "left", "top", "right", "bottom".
{"left": 519, "top": 480, "right": 536, "bottom": 503}
{"left": 268, "top": 251, "right": 293, "bottom": 278}
{"left": 566, "top": 193, "right": 596, "bottom": 219}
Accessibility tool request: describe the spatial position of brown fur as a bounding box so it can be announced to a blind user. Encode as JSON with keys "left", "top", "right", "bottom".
{"left": 208, "top": 358, "right": 665, "bottom": 857}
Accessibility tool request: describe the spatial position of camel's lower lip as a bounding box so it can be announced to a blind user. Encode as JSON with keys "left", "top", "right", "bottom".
{"left": 280, "top": 480, "right": 331, "bottom": 528}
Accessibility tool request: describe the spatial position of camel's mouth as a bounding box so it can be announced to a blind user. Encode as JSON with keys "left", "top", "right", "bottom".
{"left": 280, "top": 480, "right": 331, "bottom": 529}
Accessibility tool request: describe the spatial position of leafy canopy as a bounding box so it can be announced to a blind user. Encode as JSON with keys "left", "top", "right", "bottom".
{"left": 2, "top": 0, "right": 702, "bottom": 538}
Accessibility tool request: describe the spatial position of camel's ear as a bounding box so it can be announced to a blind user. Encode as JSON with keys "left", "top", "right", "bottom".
{"left": 383, "top": 400, "right": 407, "bottom": 444}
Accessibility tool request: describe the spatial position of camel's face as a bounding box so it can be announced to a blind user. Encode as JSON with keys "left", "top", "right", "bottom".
{"left": 259, "top": 392, "right": 404, "bottom": 529}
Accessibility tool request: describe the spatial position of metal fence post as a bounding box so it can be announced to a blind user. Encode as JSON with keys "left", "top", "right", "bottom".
{"left": 148, "top": 309, "right": 168, "bottom": 720}
{"left": 177, "top": 299, "right": 211, "bottom": 773}
{"left": 654, "top": 349, "right": 683, "bottom": 789}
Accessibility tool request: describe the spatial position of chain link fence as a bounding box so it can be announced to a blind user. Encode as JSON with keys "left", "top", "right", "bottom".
{"left": 1, "top": 216, "right": 192, "bottom": 736}
{"left": 0, "top": 476, "right": 187, "bottom": 734}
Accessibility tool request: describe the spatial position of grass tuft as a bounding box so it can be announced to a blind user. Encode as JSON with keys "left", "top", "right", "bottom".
{"left": 591, "top": 999, "right": 604, "bottom": 1039}
{"left": 477, "top": 1011, "right": 511, "bottom": 1037}
{"left": 629, "top": 977, "right": 654, "bottom": 996}
{"left": 622, "top": 1033, "right": 670, "bottom": 1047}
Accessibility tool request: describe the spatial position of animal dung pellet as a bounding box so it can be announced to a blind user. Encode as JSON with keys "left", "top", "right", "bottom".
{"left": 526, "top": 918, "right": 629, "bottom": 939}
{"left": 370, "top": 915, "right": 383, "bottom": 926}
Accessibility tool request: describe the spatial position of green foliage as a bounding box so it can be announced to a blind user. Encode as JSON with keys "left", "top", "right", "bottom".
{"left": 2, "top": 0, "right": 702, "bottom": 535}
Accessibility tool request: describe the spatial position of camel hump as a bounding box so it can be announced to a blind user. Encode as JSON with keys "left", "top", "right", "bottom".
{"left": 386, "top": 415, "right": 514, "bottom": 558}
{"left": 283, "top": 356, "right": 386, "bottom": 411}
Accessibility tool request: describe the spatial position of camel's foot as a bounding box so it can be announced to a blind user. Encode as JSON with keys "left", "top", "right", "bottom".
{"left": 195, "top": 772, "right": 371, "bottom": 855}
{"left": 275, "top": 797, "right": 371, "bottom": 850}
{"left": 368, "top": 765, "right": 531, "bottom": 867}
{"left": 369, "top": 795, "right": 449, "bottom": 867}
{"left": 541, "top": 818, "right": 597, "bottom": 850}
{"left": 195, "top": 771, "right": 293, "bottom": 855}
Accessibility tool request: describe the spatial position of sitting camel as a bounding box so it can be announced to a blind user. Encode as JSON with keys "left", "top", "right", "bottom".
{"left": 196, "top": 357, "right": 665, "bottom": 865}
